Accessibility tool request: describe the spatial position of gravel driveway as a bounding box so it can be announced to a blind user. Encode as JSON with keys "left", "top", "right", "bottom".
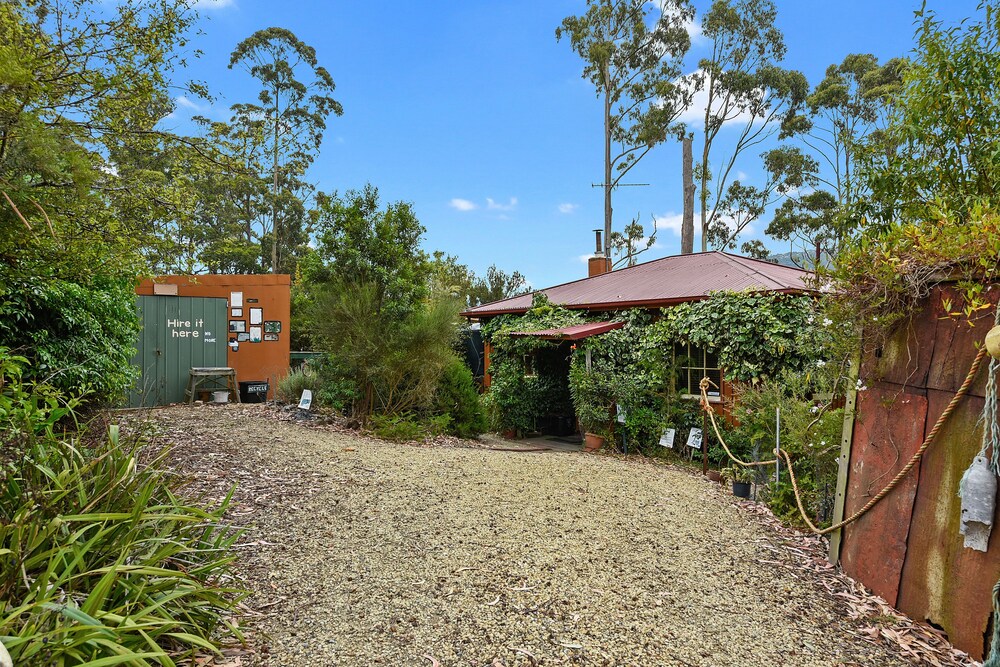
{"left": 147, "top": 406, "right": 915, "bottom": 667}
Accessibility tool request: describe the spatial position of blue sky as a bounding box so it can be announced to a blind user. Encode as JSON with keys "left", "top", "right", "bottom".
{"left": 165, "top": 0, "right": 979, "bottom": 290}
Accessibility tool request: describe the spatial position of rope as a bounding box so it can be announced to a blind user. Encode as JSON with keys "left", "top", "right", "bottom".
{"left": 699, "top": 344, "right": 988, "bottom": 536}
{"left": 979, "top": 307, "right": 1000, "bottom": 476}
{"left": 698, "top": 377, "right": 776, "bottom": 467}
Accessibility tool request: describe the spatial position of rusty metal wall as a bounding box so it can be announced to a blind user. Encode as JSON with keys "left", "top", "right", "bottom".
{"left": 840, "top": 285, "right": 1000, "bottom": 661}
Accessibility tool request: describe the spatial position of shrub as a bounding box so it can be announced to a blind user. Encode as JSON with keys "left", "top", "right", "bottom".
{"left": 312, "top": 355, "right": 362, "bottom": 413}
{"left": 0, "top": 352, "right": 244, "bottom": 664}
{"left": 433, "top": 358, "right": 487, "bottom": 438}
{"left": 0, "top": 274, "right": 140, "bottom": 403}
{"left": 568, "top": 360, "right": 616, "bottom": 438}
{"left": 370, "top": 412, "right": 450, "bottom": 442}
{"left": 276, "top": 366, "right": 319, "bottom": 404}
{"left": 308, "top": 281, "right": 460, "bottom": 419}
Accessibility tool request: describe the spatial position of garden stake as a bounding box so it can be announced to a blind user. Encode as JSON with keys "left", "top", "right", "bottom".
{"left": 701, "top": 412, "right": 708, "bottom": 475}
{"left": 775, "top": 406, "right": 781, "bottom": 485}
{"left": 700, "top": 342, "right": 988, "bottom": 535}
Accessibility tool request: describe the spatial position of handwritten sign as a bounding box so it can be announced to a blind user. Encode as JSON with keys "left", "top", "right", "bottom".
{"left": 167, "top": 318, "right": 204, "bottom": 339}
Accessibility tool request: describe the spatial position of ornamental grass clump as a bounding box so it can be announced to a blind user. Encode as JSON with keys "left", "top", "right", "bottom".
{"left": 0, "top": 350, "right": 244, "bottom": 665}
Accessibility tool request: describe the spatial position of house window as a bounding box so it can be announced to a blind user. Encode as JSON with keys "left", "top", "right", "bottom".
{"left": 523, "top": 353, "right": 537, "bottom": 377}
{"left": 674, "top": 343, "right": 721, "bottom": 399}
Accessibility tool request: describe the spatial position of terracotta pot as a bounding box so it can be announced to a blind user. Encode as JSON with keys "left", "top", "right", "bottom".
{"left": 583, "top": 432, "right": 606, "bottom": 453}
{"left": 707, "top": 470, "right": 722, "bottom": 483}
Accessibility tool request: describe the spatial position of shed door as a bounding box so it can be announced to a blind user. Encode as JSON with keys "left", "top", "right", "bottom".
{"left": 129, "top": 296, "right": 227, "bottom": 406}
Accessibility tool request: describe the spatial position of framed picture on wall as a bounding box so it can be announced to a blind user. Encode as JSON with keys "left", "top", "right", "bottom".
{"left": 229, "top": 320, "right": 246, "bottom": 333}
{"left": 249, "top": 326, "right": 262, "bottom": 343}
{"left": 264, "top": 320, "right": 281, "bottom": 333}
{"left": 237, "top": 333, "right": 250, "bottom": 342}
{"left": 231, "top": 308, "right": 243, "bottom": 317}
{"left": 264, "top": 332, "right": 279, "bottom": 341}
{"left": 249, "top": 307, "right": 263, "bottom": 325}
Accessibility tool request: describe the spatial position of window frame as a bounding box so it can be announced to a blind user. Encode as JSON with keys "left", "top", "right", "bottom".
{"left": 673, "top": 343, "right": 723, "bottom": 403}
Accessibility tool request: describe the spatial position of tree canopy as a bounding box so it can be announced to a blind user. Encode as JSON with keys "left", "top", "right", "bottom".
{"left": 558, "top": 0, "right": 694, "bottom": 259}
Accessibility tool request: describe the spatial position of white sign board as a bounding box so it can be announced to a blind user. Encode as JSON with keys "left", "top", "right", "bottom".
{"left": 686, "top": 427, "right": 703, "bottom": 450}
{"left": 659, "top": 428, "right": 676, "bottom": 448}
{"left": 616, "top": 405, "right": 626, "bottom": 424}
{"left": 298, "top": 389, "right": 313, "bottom": 411}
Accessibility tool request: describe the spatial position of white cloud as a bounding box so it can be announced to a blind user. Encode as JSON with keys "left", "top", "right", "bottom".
{"left": 652, "top": 212, "right": 686, "bottom": 237}
{"left": 736, "top": 170, "right": 748, "bottom": 182}
{"left": 674, "top": 70, "right": 758, "bottom": 127}
{"left": 449, "top": 198, "right": 477, "bottom": 212}
{"left": 174, "top": 95, "right": 202, "bottom": 111}
{"left": 558, "top": 203, "right": 579, "bottom": 214}
{"left": 578, "top": 254, "right": 593, "bottom": 264}
{"left": 487, "top": 197, "right": 518, "bottom": 211}
{"left": 684, "top": 17, "right": 707, "bottom": 46}
{"left": 193, "top": 0, "right": 235, "bottom": 8}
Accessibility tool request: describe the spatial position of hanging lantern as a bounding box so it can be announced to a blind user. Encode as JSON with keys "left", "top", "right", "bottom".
{"left": 960, "top": 455, "right": 998, "bottom": 552}
{"left": 986, "top": 324, "right": 1000, "bottom": 360}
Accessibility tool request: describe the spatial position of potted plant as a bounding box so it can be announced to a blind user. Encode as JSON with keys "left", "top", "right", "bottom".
{"left": 569, "top": 361, "right": 615, "bottom": 454}
{"left": 720, "top": 466, "right": 755, "bottom": 498}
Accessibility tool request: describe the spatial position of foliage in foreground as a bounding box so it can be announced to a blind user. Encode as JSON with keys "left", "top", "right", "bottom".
{"left": 0, "top": 353, "right": 244, "bottom": 665}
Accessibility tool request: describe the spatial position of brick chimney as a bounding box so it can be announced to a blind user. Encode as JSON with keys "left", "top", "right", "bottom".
{"left": 588, "top": 229, "right": 611, "bottom": 277}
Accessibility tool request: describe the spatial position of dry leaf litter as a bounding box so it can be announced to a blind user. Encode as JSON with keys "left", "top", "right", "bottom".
{"left": 120, "top": 404, "right": 981, "bottom": 667}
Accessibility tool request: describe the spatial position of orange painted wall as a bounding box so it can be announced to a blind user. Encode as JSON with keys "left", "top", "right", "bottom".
{"left": 136, "top": 275, "right": 291, "bottom": 398}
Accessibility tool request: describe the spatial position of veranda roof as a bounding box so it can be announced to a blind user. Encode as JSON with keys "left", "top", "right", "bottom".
{"left": 461, "top": 251, "right": 814, "bottom": 318}
{"left": 508, "top": 321, "right": 625, "bottom": 340}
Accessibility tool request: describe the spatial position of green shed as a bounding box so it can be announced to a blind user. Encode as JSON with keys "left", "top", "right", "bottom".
{"left": 129, "top": 295, "right": 228, "bottom": 407}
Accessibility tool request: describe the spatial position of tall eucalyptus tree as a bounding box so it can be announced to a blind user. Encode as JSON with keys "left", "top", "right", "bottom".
{"left": 557, "top": 0, "right": 694, "bottom": 259}
{"left": 228, "top": 27, "right": 343, "bottom": 273}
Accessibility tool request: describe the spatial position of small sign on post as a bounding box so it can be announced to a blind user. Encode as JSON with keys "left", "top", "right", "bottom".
{"left": 298, "top": 389, "right": 313, "bottom": 411}
{"left": 687, "top": 427, "right": 703, "bottom": 450}
{"left": 659, "top": 428, "right": 676, "bottom": 448}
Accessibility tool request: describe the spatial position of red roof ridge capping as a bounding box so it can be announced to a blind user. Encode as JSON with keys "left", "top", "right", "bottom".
{"left": 508, "top": 321, "right": 625, "bottom": 340}
{"left": 460, "top": 251, "right": 814, "bottom": 318}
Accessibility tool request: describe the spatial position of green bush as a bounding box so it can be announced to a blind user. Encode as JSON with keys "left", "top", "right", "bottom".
{"left": 0, "top": 273, "right": 140, "bottom": 404}
{"left": 276, "top": 366, "right": 319, "bottom": 404}
{"left": 0, "top": 352, "right": 244, "bottom": 664}
{"left": 370, "top": 412, "right": 450, "bottom": 442}
{"left": 311, "top": 355, "right": 362, "bottom": 413}
{"left": 433, "top": 358, "right": 487, "bottom": 438}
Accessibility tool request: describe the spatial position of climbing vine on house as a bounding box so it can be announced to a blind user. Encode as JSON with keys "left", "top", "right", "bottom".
{"left": 482, "top": 294, "right": 584, "bottom": 434}
{"left": 564, "top": 292, "right": 835, "bottom": 457}
{"left": 484, "top": 290, "right": 847, "bottom": 517}
{"left": 651, "top": 291, "right": 832, "bottom": 382}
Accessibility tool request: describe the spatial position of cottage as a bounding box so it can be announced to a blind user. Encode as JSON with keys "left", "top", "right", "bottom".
{"left": 462, "top": 251, "right": 814, "bottom": 435}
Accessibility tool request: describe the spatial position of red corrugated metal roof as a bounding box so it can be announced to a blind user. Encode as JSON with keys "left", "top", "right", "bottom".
{"left": 461, "top": 251, "right": 814, "bottom": 318}
{"left": 508, "top": 321, "right": 625, "bottom": 340}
